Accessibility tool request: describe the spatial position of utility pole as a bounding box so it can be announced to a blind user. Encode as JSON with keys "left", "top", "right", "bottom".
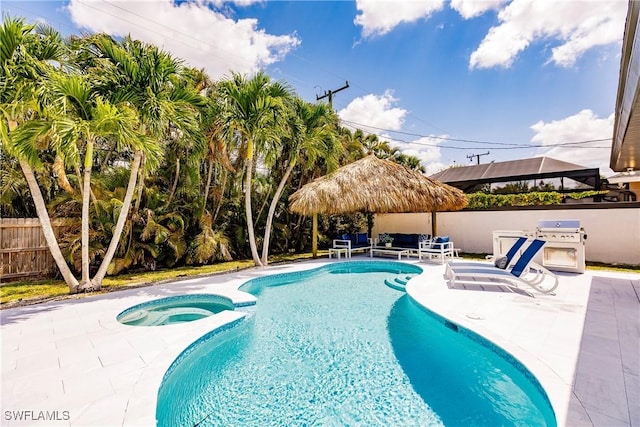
{"left": 316, "top": 81, "right": 349, "bottom": 108}
{"left": 467, "top": 151, "right": 490, "bottom": 165}
{"left": 311, "top": 81, "right": 349, "bottom": 259}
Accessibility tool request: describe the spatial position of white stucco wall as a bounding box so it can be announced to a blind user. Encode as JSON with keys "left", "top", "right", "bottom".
{"left": 373, "top": 208, "right": 640, "bottom": 266}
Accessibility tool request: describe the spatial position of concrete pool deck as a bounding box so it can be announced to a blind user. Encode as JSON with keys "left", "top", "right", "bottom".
{"left": 1, "top": 259, "right": 638, "bottom": 426}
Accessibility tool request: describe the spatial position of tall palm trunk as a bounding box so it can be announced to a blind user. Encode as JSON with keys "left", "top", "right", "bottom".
{"left": 133, "top": 124, "right": 148, "bottom": 212}
{"left": 75, "top": 164, "right": 98, "bottom": 208}
{"left": 261, "top": 158, "right": 296, "bottom": 264}
{"left": 212, "top": 167, "right": 228, "bottom": 224}
{"left": 244, "top": 143, "right": 263, "bottom": 266}
{"left": 19, "top": 159, "right": 80, "bottom": 293}
{"left": 80, "top": 139, "right": 94, "bottom": 286}
{"left": 167, "top": 157, "right": 180, "bottom": 204}
{"left": 91, "top": 150, "right": 142, "bottom": 288}
{"left": 133, "top": 153, "right": 146, "bottom": 211}
{"left": 203, "top": 157, "right": 214, "bottom": 212}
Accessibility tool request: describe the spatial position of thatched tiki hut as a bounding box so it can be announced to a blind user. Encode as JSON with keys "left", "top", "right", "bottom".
{"left": 289, "top": 155, "right": 468, "bottom": 256}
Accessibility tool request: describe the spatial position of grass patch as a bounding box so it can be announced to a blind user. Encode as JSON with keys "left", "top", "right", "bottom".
{"left": 459, "top": 253, "right": 640, "bottom": 273}
{"left": 0, "top": 280, "right": 70, "bottom": 305}
{"left": 584, "top": 262, "right": 640, "bottom": 273}
{"left": 0, "top": 251, "right": 326, "bottom": 308}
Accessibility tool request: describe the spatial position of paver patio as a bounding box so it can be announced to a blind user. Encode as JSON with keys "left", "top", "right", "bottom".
{"left": 1, "top": 259, "right": 638, "bottom": 426}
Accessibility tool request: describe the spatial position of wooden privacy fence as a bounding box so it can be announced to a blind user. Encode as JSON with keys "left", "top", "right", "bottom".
{"left": 0, "top": 218, "right": 76, "bottom": 283}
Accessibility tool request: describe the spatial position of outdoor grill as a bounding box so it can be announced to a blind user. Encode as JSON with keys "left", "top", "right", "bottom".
{"left": 492, "top": 219, "right": 587, "bottom": 273}
{"left": 535, "top": 219, "right": 587, "bottom": 273}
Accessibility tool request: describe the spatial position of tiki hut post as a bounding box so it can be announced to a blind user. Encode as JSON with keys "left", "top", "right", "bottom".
{"left": 431, "top": 210, "right": 437, "bottom": 236}
{"left": 312, "top": 212, "right": 318, "bottom": 258}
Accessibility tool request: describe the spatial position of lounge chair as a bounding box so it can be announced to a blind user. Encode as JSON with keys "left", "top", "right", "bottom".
{"left": 448, "top": 236, "right": 528, "bottom": 269}
{"left": 445, "top": 239, "right": 559, "bottom": 295}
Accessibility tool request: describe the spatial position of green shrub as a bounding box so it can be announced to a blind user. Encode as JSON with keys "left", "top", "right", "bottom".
{"left": 466, "top": 190, "right": 607, "bottom": 209}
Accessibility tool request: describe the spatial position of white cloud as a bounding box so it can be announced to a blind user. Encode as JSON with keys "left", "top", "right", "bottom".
{"left": 450, "top": 0, "right": 507, "bottom": 19}
{"left": 354, "top": 0, "right": 444, "bottom": 37}
{"left": 338, "top": 91, "right": 407, "bottom": 130}
{"left": 469, "top": 0, "right": 626, "bottom": 69}
{"left": 530, "top": 109, "right": 614, "bottom": 176}
{"left": 67, "top": 0, "right": 299, "bottom": 79}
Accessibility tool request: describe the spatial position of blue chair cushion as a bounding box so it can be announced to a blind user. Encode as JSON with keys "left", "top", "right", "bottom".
{"left": 356, "top": 233, "right": 368, "bottom": 245}
{"left": 341, "top": 233, "right": 350, "bottom": 241}
{"left": 390, "top": 233, "right": 419, "bottom": 249}
{"left": 430, "top": 236, "right": 450, "bottom": 250}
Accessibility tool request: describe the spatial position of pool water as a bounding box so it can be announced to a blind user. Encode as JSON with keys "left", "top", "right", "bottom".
{"left": 156, "top": 261, "right": 556, "bottom": 426}
{"left": 116, "top": 294, "right": 235, "bottom": 326}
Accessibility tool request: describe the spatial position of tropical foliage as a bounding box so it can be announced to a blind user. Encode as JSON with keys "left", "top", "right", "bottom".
{"left": 1, "top": 16, "right": 428, "bottom": 292}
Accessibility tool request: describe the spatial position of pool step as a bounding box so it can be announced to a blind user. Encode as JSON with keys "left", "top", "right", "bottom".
{"left": 384, "top": 274, "right": 414, "bottom": 291}
{"left": 384, "top": 278, "right": 405, "bottom": 291}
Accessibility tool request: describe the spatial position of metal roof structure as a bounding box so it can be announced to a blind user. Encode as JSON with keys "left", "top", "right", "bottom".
{"left": 612, "top": 0, "right": 640, "bottom": 171}
{"left": 429, "top": 156, "right": 601, "bottom": 193}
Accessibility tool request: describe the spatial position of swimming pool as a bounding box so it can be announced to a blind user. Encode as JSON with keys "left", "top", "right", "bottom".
{"left": 156, "top": 261, "right": 556, "bottom": 426}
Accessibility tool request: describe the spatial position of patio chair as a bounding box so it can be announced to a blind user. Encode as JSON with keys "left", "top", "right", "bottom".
{"left": 418, "top": 236, "right": 455, "bottom": 264}
{"left": 445, "top": 239, "right": 559, "bottom": 295}
{"left": 332, "top": 232, "right": 373, "bottom": 258}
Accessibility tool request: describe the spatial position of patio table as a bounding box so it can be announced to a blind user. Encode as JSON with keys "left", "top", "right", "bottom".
{"left": 370, "top": 246, "right": 410, "bottom": 260}
{"left": 328, "top": 247, "right": 348, "bottom": 259}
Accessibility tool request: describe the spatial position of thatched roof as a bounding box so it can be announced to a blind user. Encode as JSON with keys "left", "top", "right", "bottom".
{"left": 289, "top": 155, "right": 468, "bottom": 215}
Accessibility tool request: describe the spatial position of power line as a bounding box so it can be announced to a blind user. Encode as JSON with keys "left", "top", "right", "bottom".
{"left": 8, "top": 1, "right": 615, "bottom": 151}
{"left": 340, "top": 119, "right": 530, "bottom": 146}
{"left": 373, "top": 134, "right": 610, "bottom": 151}
{"left": 339, "top": 119, "right": 612, "bottom": 149}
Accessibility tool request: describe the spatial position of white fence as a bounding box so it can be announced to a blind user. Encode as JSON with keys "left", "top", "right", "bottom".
{"left": 373, "top": 205, "right": 640, "bottom": 266}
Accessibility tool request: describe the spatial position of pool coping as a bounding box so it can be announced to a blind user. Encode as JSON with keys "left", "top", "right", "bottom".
{"left": 1, "top": 258, "right": 638, "bottom": 426}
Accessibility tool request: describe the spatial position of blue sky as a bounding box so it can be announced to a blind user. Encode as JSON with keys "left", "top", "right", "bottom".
{"left": 4, "top": 0, "right": 627, "bottom": 176}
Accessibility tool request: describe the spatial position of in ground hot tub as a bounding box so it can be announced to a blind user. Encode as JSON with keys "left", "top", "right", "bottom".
{"left": 117, "top": 294, "right": 235, "bottom": 326}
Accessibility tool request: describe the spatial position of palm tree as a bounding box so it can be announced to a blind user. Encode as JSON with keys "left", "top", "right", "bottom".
{"left": 83, "top": 34, "right": 203, "bottom": 287}
{"left": 14, "top": 70, "right": 141, "bottom": 291}
{"left": 84, "top": 34, "right": 202, "bottom": 210}
{"left": 260, "top": 98, "right": 340, "bottom": 264}
{"left": 217, "top": 72, "right": 291, "bottom": 266}
{"left": 0, "top": 16, "right": 81, "bottom": 290}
